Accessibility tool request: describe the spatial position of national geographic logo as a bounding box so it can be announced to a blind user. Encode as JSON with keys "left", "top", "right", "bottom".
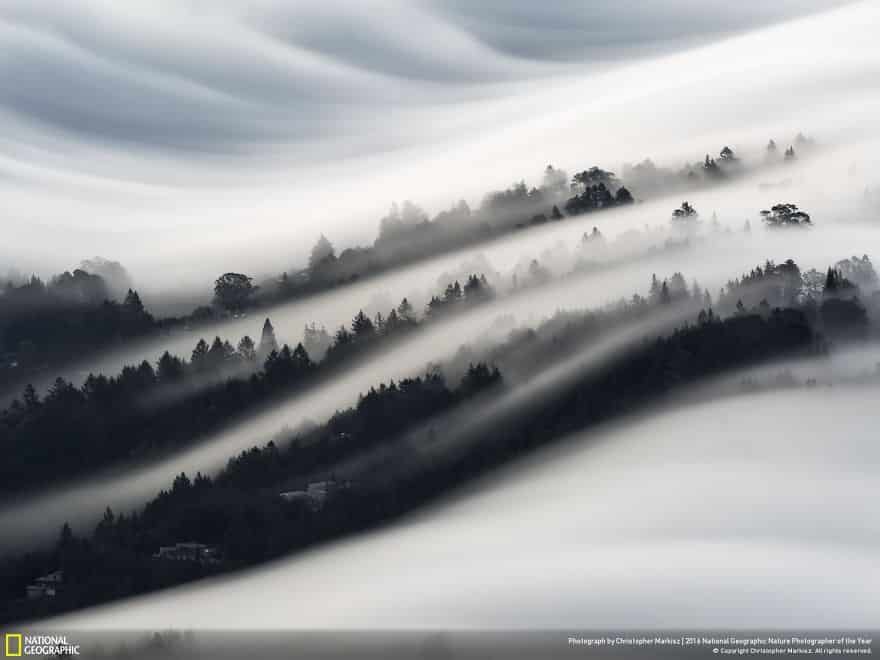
{"left": 4, "top": 633, "right": 80, "bottom": 656}
{"left": 4, "top": 634, "right": 21, "bottom": 657}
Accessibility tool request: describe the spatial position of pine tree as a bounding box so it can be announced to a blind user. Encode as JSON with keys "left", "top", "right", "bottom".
{"left": 291, "top": 343, "right": 312, "bottom": 371}
{"left": 303, "top": 323, "right": 331, "bottom": 361}
{"left": 309, "top": 234, "right": 336, "bottom": 271}
{"left": 614, "top": 186, "right": 634, "bottom": 204}
{"left": 385, "top": 308, "right": 401, "bottom": 333}
{"left": 208, "top": 336, "right": 230, "bottom": 368}
{"left": 157, "top": 351, "right": 185, "bottom": 381}
{"left": 237, "top": 336, "right": 256, "bottom": 362}
{"left": 259, "top": 318, "right": 278, "bottom": 358}
{"left": 397, "top": 298, "right": 415, "bottom": 322}
{"left": 334, "top": 325, "right": 353, "bottom": 347}
{"left": 649, "top": 274, "right": 660, "bottom": 302}
{"left": 123, "top": 289, "right": 145, "bottom": 314}
{"left": 351, "top": 310, "right": 375, "bottom": 337}
{"left": 191, "top": 338, "right": 210, "bottom": 368}
{"left": 58, "top": 522, "right": 74, "bottom": 552}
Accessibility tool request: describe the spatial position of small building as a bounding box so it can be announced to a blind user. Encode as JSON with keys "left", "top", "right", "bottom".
{"left": 306, "top": 480, "right": 335, "bottom": 504}
{"left": 280, "top": 480, "right": 340, "bottom": 511}
{"left": 278, "top": 490, "right": 312, "bottom": 506}
{"left": 152, "top": 542, "right": 219, "bottom": 564}
{"left": 26, "top": 570, "right": 63, "bottom": 599}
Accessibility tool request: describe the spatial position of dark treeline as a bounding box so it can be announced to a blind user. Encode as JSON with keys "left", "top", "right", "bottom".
{"left": 717, "top": 255, "right": 877, "bottom": 341}
{"left": 0, "top": 277, "right": 158, "bottom": 390}
{"left": 622, "top": 133, "right": 813, "bottom": 197}
{"left": 255, "top": 137, "right": 806, "bottom": 307}
{"left": 2, "top": 251, "right": 871, "bottom": 624}
{"left": 0, "top": 162, "right": 612, "bottom": 389}
{"left": 3, "top": 192, "right": 873, "bottom": 496}
{"left": 0, "top": 136, "right": 811, "bottom": 391}
{"left": 0, "top": 362, "right": 503, "bottom": 623}
{"left": 0, "top": 276, "right": 495, "bottom": 495}
{"left": 0, "top": 309, "right": 822, "bottom": 623}
{"left": 253, "top": 164, "right": 634, "bottom": 307}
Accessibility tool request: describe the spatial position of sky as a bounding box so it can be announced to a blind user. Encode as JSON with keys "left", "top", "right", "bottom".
{"left": 0, "top": 0, "right": 869, "bottom": 295}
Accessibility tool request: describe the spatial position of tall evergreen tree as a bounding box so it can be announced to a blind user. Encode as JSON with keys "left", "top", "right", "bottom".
{"left": 259, "top": 318, "right": 278, "bottom": 359}
{"left": 309, "top": 235, "right": 336, "bottom": 271}
{"left": 397, "top": 298, "right": 415, "bottom": 322}
{"left": 237, "top": 336, "right": 256, "bottom": 362}
{"left": 351, "top": 310, "right": 375, "bottom": 338}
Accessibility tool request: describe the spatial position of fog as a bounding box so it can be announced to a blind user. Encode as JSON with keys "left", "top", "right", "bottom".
{"left": 0, "top": 290, "right": 700, "bottom": 553}
{"left": 4, "top": 148, "right": 880, "bottom": 549}
{"left": 4, "top": 0, "right": 880, "bottom": 634}
{"left": 1, "top": 0, "right": 875, "bottom": 289}
{"left": 6, "top": 135, "right": 880, "bottom": 404}
{"left": 41, "top": 385, "right": 880, "bottom": 630}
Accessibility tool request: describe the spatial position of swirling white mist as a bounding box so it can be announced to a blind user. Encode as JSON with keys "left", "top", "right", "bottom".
{"left": 42, "top": 385, "right": 880, "bottom": 629}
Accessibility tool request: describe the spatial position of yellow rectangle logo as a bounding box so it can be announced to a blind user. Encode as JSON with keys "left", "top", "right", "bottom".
{"left": 4, "top": 633, "right": 22, "bottom": 657}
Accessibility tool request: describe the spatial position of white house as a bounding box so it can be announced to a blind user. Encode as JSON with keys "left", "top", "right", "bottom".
{"left": 26, "top": 570, "right": 63, "bottom": 599}
{"left": 280, "top": 480, "right": 339, "bottom": 511}
{"left": 152, "top": 542, "right": 219, "bottom": 564}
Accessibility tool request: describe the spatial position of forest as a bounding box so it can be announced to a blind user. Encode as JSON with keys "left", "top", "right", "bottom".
{"left": 0, "top": 138, "right": 810, "bottom": 396}
{"left": 0, "top": 241, "right": 874, "bottom": 623}
{"left": 5, "top": 0, "right": 880, "bottom": 650}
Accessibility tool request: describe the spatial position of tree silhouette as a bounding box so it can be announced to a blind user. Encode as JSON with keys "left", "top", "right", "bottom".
{"left": 823, "top": 268, "right": 856, "bottom": 296}
{"left": 122, "top": 289, "right": 144, "bottom": 314}
{"left": 615, "top": 186, "right": 634, "bottom": 204}
{"left": 672, "top": 201, "right": 698, "bottom": 219}
{"left": 334, "top": 325, "right": 353, "bottom": 347}
{"left": 258, "top": 318, "right": 278, "bottom": 358}
{"left": 397, "top": 298, "right": 415, "bottom": 322}
{"left": 157, "top": 351, "right": 185, "bottom": 381}
{"left": 571, "top": 167, "right": 617, "bottom": 191}
{"left": 309, "top": 235, "right": 336, "bottom": 271}
{"left": 303, "top": 323, "right": 332, "bottom": 360}
{"left": 351, "top": 310, "right": 375, "bottom": 338}
{"left": 191, "top": 339, "right": 210, "bottom": 369}
{"left": 671, "top": 201, "right": 699, "bottom": 229}
{"left": 703, "top": 154, "right": 721, "bottom": 177}
{"left": 834, "top": 255, "right": 878, "bottom": 290}
{"left": 237, "top": 336, "right": 256, "bottom": 362}
{"left": 659, "top": 281, "right": 671, "bottom": 304}
{"left": 213, "top": 273, "right": 255, "bottom": 312}
{"left": 759, "top": 203, "right": 811, "bottom": 229}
